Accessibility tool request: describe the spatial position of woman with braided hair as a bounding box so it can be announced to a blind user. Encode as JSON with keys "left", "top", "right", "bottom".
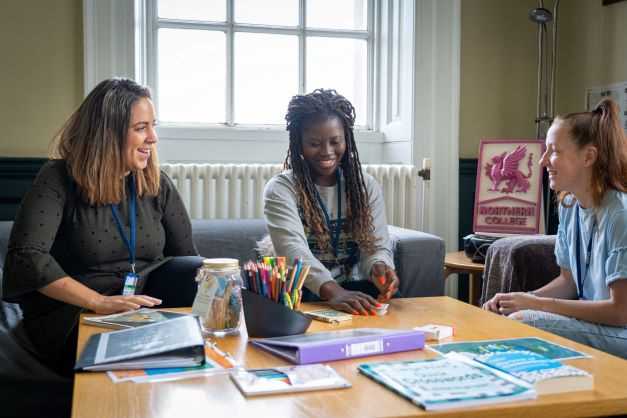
{"left": 483, "top": 98, "right": 627, "bottom": 358}
{"left": 263, "top": 89, "right": 399, "bottom": 315}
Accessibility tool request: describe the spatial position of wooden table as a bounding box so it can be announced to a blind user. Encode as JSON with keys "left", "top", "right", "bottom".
{"left": 444, "top": 251, "right": 485, "bottom": 305}
{"left": 72, "top": 297, "right": 627, "bottom": 418}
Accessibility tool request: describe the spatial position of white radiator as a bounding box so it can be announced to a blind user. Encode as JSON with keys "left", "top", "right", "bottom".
{"left": 162, "top": 163, "right": 422, "bottom": 229}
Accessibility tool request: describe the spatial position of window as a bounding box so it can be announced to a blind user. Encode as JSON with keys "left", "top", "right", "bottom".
{"left": 148, "top": 0, "right": 373, "bottom": 128}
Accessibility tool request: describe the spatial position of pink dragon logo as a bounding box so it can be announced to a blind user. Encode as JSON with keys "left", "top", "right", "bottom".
{"left": 485, "top": 145, "right": 534, "bottom": 193}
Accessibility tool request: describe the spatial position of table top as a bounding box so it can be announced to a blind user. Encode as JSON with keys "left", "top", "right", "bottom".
{"left": 72, "top": 297, "right": 627, "bottom": 418}
{"left": 444, "top": 251, "right": 485, "bottom": 272}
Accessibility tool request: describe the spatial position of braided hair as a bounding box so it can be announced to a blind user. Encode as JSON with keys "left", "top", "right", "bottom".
{"left": 284, "top": 89, "right": 376, "bottom": 255}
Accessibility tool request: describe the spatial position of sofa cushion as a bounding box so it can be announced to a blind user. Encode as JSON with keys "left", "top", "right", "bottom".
{"left": 481, "top": 235, "right": 558, "bottom": 305}
{"left": 191, "top": 219, "right": 268, "bottom": 263}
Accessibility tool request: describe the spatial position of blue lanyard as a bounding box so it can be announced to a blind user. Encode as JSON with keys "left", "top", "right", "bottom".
{"left": 314, "top": 170, "right": 342, "bottom": 257}
{"left": 574, "top": 205, "right": 594, "bottom": 300}
{"left": 111, "top": 175, "right": 137, "bottom": 273}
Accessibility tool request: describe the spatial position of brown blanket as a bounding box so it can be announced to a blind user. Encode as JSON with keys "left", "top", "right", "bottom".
{"left": 480, "top": 235, "right": 559, "bottom": 305}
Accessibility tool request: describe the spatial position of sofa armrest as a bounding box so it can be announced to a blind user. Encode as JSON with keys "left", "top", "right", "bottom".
{"left": 481, "top": 235, "right": 558, "bottom": 305}
{"left": 388, "top": 226, "right": 445, "bottom": 298}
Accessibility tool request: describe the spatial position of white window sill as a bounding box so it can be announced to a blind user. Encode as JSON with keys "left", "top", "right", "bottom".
{"left": 156, "top": 124, "right": 385, "bottom": 143}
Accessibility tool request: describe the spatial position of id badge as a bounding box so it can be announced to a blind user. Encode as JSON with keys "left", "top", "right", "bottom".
{"left": 122, "top": 272, "right": 139, "bottom": 296}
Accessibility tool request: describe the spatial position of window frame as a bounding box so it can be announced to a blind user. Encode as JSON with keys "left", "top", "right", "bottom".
{"left": 142, "top": 0, "right": 380, "bottom": 140}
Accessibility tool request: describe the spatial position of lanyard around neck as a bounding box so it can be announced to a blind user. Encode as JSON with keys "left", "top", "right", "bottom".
{"left": 575, "top": 204, "right": 595, "bottom": 300}
{"left": 314, "top": 170, "right": 342, "bottom": 257}
{"left": 111, "top": 175, "right": 137, "bottom": 273}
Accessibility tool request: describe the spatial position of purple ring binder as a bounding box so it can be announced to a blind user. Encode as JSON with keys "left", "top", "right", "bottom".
{"left": 251, "top": 328, "right": 425, "bottom": 364}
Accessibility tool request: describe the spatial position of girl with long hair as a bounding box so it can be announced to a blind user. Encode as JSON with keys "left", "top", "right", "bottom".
{"left": 483, "top": 98, "right": 627, "bottom": 358}
{"left": 3, "top": 78, "right": 203, "bottom": 376}
{"left": 264, "top": 89, "right": 399, "bottom": 315}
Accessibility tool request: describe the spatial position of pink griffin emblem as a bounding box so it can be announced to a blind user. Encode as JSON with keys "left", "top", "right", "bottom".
{"left": 485, "top": 145, "right": 534, "bottom": 193}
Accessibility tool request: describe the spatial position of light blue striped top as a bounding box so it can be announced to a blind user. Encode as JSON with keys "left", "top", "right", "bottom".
{"left": 555, "top": 189, "right": 627, "bottom": 300}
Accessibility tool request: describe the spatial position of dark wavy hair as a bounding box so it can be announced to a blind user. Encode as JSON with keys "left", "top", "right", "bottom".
{"left": 555, "top": 98, "right": 627, "bottom": 207}
{"left": 284, "top": 89, "right": 375, "bottom": 254}
{"left": 51, "top": 78, "right": 159, "bottom": 205}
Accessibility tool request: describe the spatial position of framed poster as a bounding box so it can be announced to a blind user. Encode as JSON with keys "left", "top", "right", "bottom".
{"left": 473, "top": 139, "right": 545, "bottom": 235}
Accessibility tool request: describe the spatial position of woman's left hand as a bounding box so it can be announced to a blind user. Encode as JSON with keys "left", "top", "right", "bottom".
{"left": 370, "top": 262, "right": 399, "bottom": 302}
{"left": 496, "top": 292, "right": 541, "bottom": 315}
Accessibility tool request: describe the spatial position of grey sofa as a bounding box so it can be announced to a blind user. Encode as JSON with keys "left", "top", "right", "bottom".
{"left": 480, "top": 235, "right": 558, "bottom": 305}
{"left": 0, "top": 219, "right": 444, "bottom": 417}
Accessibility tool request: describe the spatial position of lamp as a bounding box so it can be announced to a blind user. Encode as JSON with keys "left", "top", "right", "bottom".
{"left": 529, "top": 0, "right": 560, "bottom": 234}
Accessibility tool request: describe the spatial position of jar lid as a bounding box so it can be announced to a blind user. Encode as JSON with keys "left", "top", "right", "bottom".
{"left": 201, "top": 258, "right": 240, "bottom": 269}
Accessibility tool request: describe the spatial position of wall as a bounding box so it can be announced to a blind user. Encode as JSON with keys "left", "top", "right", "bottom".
{"left": 1, "top": 1, "right": 623, "bottom": 159}
{"left": 0, "top": 0, "right": 83, "bottom": 157}
{"left": 556, "top": 0, "right": 627, "bottom": 113}
{"left": 459, "top": 0, "right": 539, "bottom": 159}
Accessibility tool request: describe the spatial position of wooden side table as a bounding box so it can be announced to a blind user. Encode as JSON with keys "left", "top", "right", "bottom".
{"left": 444, "top": 251, "right": 485, "bottom": 306}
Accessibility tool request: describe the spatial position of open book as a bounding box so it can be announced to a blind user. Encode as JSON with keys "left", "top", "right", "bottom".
{"left": 230, "top": 364, "right": 351, "bottom": 396}
{"left": 358, "top": 353, "right": 536, "bottom": 411}
{"left": 75, "top": 316, "right": 205, "bottom": 371}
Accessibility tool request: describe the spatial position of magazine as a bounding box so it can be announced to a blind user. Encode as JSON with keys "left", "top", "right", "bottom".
{"left": 83, "top": 308, "right": 191, "bottom": 329}
{"left": 358, "top": 353, "right": 536, "bottom": 411}
{"left": 230, "top": 364, "right": 351, "bottom": 396}
{"left": 430, "top": 337, "right": 589, "bottom": 360}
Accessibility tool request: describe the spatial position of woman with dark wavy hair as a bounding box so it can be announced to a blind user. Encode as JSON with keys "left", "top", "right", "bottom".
{"left": 483, "top": 98, "right": 627, "bottom": 358}
{"left": 264, "top": 89, "right": 399, "bottom": 315}
{"left": 3, "top": 78, "right": 203, "bottom": 375}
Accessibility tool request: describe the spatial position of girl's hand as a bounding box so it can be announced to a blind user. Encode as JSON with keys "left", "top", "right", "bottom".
{"left": 370, "top": 262, "right": 399, "bottom": 302}
{"left": 492, "top": 292, "right": 540, "bottom": 316}
{"left": 482, "top": 293, "right": 507, "bottom": 313}
{"left": 89, "top": 294, "right": 162, "bottom": 314}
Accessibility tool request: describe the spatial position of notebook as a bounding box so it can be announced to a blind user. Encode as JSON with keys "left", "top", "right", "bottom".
{"left": 303, "top": 309, "right": 352, "bottom": 323}
{"left": 75, "top": 316, "right": 205, "bottom": 371}
{"left": 230, "top": 364, "right": 351, "bottom": 396}
{"left": 251, "top": 328, "right": 424, "bottom": 364}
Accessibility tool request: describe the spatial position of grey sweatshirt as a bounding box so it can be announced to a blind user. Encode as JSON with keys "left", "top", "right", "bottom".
{"left": 263, "top": 170, "right": 394, "bottom": 296}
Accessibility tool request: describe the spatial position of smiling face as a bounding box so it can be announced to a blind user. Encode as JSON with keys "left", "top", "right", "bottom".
{"left": 124, "top": 97, "right": 158, "bottom": 172}
{"left": 539, "top": 121, "right": 595, "bottom": 197}
{"left": 301, "top": 116, "right": 347, "bottom": 186}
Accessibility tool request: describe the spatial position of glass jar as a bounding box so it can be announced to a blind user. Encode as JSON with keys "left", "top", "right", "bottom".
{"left": 191, "top": 258, "right": 242, "bottom": 337}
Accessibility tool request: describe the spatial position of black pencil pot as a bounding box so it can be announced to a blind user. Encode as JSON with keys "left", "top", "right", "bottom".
{"left": 242, "top": 289, "right": 312, "bottom": 338}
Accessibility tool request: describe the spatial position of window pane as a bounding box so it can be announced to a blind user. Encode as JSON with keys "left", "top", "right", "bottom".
{"left": 158, "top": 29, "right": 226, "bottom": 124}
{"left": 158, "top": 0, "right": 225, "bottom": 22}
{"left": 307, "top": 0, "right": 367, "bottom": 30}
{"left": 306, "top": 37, "right": 367, "bottom": 126}
{"left": 235, "top": 0, "right": 298, "bottom": 26}
{"left": 234, "top": 33, "right": 298, "bottom": 125}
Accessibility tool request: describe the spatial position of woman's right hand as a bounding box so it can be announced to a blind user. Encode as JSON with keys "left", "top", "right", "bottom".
{"left": 89, "top": 294, "right": 162, "bottom": 314}
{"left": 327, "top": 290, "right": 380, "bottom": 315}
{"left": 319, "top": 281, "right": 379, "bottom": 315}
